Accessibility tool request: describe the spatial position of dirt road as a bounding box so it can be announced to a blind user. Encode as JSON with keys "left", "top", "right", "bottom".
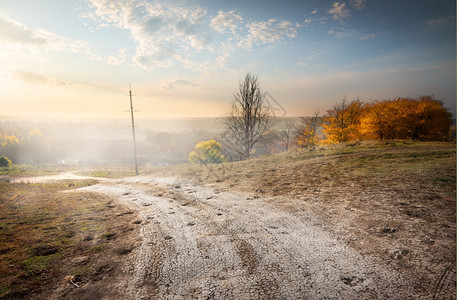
{"left": 75, "top": 175, "right": 421, "bottom": 299}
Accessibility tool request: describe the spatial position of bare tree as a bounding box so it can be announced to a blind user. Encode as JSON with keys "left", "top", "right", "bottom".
{"left": 221, "top": 73, "right": 272, "bottom": 160}
{"left": 277, "top": 119, "right": 296, "bottom": 151}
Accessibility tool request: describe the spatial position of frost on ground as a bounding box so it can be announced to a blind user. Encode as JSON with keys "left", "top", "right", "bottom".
{"left": 8, "top": 144, "right": 456, "bottom": 299}
{"left": 6, "top": 143, "right": 455, "bottom": 299}
{"left": 78, "top": 175, "right": 429, "bottom": 300}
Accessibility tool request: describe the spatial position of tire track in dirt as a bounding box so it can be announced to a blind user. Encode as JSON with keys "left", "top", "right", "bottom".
{"left": 81, "top": 176, "right": 420, "bottom": 299}
{"left": 433, "top": 258, "right": 456, "bottom": 300}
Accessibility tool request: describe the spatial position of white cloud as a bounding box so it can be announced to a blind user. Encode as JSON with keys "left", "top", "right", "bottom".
{"left": 83, "top": 0, "right": 298, "bottom": 73}
{"left": 0, "top": 14, "right": 87, "bottom": 53}
{"left": 311, "top": 8, "right": 318, "bottom": 15}
{"left": 274, "top": 67, "right": 288, "bottom": 73}
{"left": 210, "top": 11, "right": 243, "bottom": 34}
{"left": 13, "top": 70, "right": 89, "bottom": 88}
{"left": 298, "top": 54, "right": 316, "bottom": 68}
{"left": 239, "top": 19, "right": 297, "bottom": 49}
{"left": 297, "top": 16, "right": 327, "bottom": 27}
{"left": 14, "top": 70, "right": 48, "bottom": 84}
{"left": 84, "top": 0, "right": 215, "bottom": 71}
{"left": 329, "top": 27, "right": 375, "bottom": 40}
{"left": 329, "top": 2, "right": 350, "bottom": 21}
{"left": 328, "top": 28, "right": 355, "bottom": 39}
{"left": 161, "top": 78, "right": 199, "bottom": 90}
{"left": 424, "top": 16, "right": 454, "bottom": 28}
{"left": 0, "top": 15, "right": 47, "bottom": 45}
{"left": 360, "top": 33, "right": 376, "bottom": 40}
{"left": 350, "top": 0, "right": 366, "bottom": 10}
{"left": 0, "top": 14, "right": 125, "bottom": 66}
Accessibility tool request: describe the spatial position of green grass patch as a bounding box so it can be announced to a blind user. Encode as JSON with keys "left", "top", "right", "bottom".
{"left": 20, "top": 253, "right": 63, "bottom": 276}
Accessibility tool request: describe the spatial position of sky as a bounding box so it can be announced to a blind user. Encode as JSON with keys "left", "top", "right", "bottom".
{"left": 0, "top": 0, "right": 455, "bottom": 118}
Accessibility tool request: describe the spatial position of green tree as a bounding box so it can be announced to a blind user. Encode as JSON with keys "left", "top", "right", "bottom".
{"left": 189, "top": 140, "right": 225, "bottom": 164}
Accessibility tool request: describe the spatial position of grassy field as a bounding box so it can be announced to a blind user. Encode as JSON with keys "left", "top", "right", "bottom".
{"left": 144, "top": 141, "right": 456, "bottom": 293}
{"left": 0, "top": 164, "right": 71, "bottom": 177}
{"left": 0, "top": 164, "right": 137, "bottom": 179}
{"left": 0, "top": 179, "right": 140, "bottom": 299}
{"left": 0, "top": 141, "right": 455, "bottom": 298}
{"left": 145, "top": 141, "right": 456, "bottom": 193}
{"left": 75, "top": 167, "right": 137, "bottom": 179}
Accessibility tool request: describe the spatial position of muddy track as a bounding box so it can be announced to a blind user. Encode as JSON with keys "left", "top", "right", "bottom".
{"left": 79, "top": 176, "right": 423, "bottom": 299}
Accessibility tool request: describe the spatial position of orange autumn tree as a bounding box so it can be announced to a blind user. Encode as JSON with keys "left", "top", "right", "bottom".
{"left": 321, "top": 98, "right": 364, "bottom": 144}
{"left": 359, "top": 96, "right": 453, "bottom": 141}
{"left": 295, "top": 112, "right": 322, "bottom": 148}
{"left": 359, "top": 99, "right": 407, "bottom": 140}
{"left": 401, "top": 96, "right": 453, "bottom": 141}
{"left": 320, "top": 95, "right": 452, "bottom": 144}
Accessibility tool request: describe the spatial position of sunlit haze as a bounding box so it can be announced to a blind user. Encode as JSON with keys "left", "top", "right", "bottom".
{"left": 0, "top": 0, "right": 455, "bottom": 118}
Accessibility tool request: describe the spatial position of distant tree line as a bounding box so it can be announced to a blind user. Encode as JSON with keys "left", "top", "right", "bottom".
{"left": 294, "top": 96, "right": 453, "bottom": 148}
{"left": 0, "top": 128, "right": 59, "bottom": 164}
{"left": 1, "top": 74, "right": 453, "bottom": 167}
{"left": 190, "top": 73, "right": 454, "bottom": 165}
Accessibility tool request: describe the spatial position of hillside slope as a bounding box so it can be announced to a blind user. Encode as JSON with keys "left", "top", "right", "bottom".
{"left": 5, "top": 141, "right": 453, "bottom": 299}
{"left": 148, "top": 141, "right": 456, "bottom": 298}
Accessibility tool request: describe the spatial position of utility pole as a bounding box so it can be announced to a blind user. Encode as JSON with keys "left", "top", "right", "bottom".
{"left": 129, "top": 84, "right": 139, "bottom": 175}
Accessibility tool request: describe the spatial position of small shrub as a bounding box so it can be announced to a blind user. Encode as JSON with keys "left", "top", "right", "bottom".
{"left": 189, "top": 140, "right": 225, "bottom": 164}
{"left": 0, "top": 156, "right": 12, "bottom": 167}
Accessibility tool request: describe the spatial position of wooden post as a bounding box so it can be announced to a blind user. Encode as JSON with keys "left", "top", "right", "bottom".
{"left": 129, "top": 84, "right": 139, "bottom": 175}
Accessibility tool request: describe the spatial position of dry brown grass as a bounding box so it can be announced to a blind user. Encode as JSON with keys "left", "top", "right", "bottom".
{"left": 0, "top": 180, "right": 140, "bottom": 299}
{"left": 144, "top": 141, "right": 456, "bottom": 295}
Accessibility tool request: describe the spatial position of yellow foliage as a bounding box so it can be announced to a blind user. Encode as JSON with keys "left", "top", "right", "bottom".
{"left": 295, "top": 115, "right": 321, "bottom": 148}
{"left": 28, "top": 129, "right": 43, "bottom": 138}
{"left": 189, "top": 140, "right": 225, "bottom": 164}
{"left": 322, "top": 99, "right": 364, "bottom": 144}
{"left": 1, "top": 135, "right": 19, "bottom": 147}
{"left": 322, "top": 96, "right": 453, "bottom": 143}
{"left": 358, "top": 97, "right": 452, "bottom": 141}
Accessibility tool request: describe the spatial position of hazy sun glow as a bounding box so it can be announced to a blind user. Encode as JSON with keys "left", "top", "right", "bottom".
{"left": 0, "top": 0, "right": 455, "bottom": 118}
